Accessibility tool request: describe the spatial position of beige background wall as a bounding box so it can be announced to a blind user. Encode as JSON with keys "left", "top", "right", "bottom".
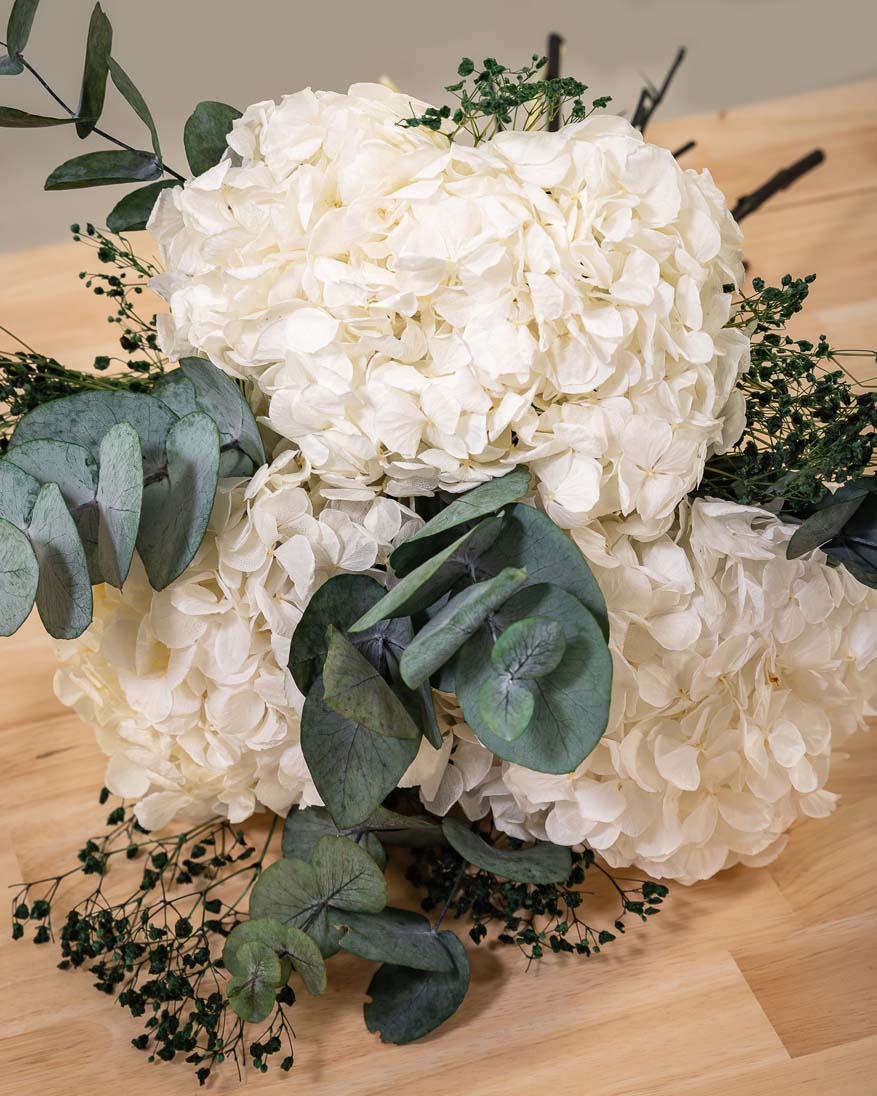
{"left": 1, "top": 0, "right": 875, "bottom": 251}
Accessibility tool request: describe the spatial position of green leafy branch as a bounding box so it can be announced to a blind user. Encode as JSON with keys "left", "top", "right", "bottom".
{"left": 400, "top": 54, "right": 611, "bottom": 143}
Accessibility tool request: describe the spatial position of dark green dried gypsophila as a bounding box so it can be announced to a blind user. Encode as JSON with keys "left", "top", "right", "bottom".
{"left": 10, "top": 793, "right": 294, "bottom": 1085}
{"left": 400, "top": 54, "right": 611, "bottom": 143}
{"left": 699, "top": 274, "right": 877, "bottom": 510}
{"left": 407, "top": 842, "right": 667, "bottom": 963}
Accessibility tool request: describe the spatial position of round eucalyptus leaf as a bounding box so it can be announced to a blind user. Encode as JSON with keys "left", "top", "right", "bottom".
{"left": 0, "top": 517, "right": 38, "bottom": 636}
{"left": 137, "top": 411, "right": 220, "bottom": 590}
{"left": 322, "top": 628, "right": 419, "bottom": 740}
{"left": 28, "top": 482, "right": 93, "bottom": 639}
{"left": 184, "top": 100, "right": 241, "bottom": 176}
{"left": 288, "top": 573, "right": 411, "bottom": 696}
{"left": 0, "top": 458, "right": 42, "bottom": 529}
{"left": 10, "top": 390, "right": 175, "bottom": 479}
{"left": 96, "top": 423, "right": 143, "bottom": 588}
{"left": 151, "top": 370, "right": 198, "bottom": 417}
{"left": 226, "top": 940, "right": 283, "bottom": 1024}
{"left": 363, "top": 931, "right": 469, "bottom": 1045}
{"left": 473, "top": 503, "right": 609, "bottom": 639}
{"left": 389, "top": 466, "right": 531, "bottom": 576}
{"left": 456, "top": 583, "right": 612, "bottom": 774}
{"left": 249, "top": 835, "right": 386, "bottom": 958}
{"left": 180, "top": 357, "right": 265, "bottom": 468}
{"left": 281, "top": 806, "right": 387, "bottom": 869}
{"left": 301, "top": 678, "right": 420, "bottom": 830}
{"left": 223, "top": 917, "right": 326, "bottom": 996}
{"left": 491, "top": 617, "right": 567, "bottom": 680}
{"left": 333, "top": 908, "right": 456, "bottom": 973}
{"left": 476, "top": 671, "right": 534, "bottom": 740}
{"left": 350, "top": 515, "right": 503, "bottom": 633}
{"left": 399, "top": 566, "right": 528, "bottom": 688}
{"left": 442, "top": 815, "right": 572, "bottom": 884}
{"left": 3, "top": 439, "right": 97, "bottom": 508}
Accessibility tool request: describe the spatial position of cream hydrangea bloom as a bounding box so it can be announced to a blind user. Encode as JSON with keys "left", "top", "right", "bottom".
{"left": 54, "top": 451, "right": 418, "bottom": 830}
{"left": 149, "top": 83, "right": 747, "bottom": 538}
{"left": 401, "top": 499, "right": 877, "bottom": 884}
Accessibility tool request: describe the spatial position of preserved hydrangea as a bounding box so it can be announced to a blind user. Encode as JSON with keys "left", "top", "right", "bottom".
{"left": 149, "top": 83, "right": 748, "bottom": 540}
{"left": 401, "top": 499, "right": 877, "bottom": 884}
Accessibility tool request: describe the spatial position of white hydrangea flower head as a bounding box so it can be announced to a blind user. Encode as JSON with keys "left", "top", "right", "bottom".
{"left": 150, "top": 84, "right": 748, "bottom": 537}
{"left": 402, "top": 499, "right": 877, "bottom": 884}
{"left": 54, "top": 451, "right": 419, "bottom": 830}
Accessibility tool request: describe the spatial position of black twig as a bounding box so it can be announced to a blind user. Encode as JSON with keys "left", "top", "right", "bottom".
{"left": 673, "top": 139, "right": 696, "bottom": 159}
{"left": 632, "top": 46, "right": 686, "bottom": 132}
{"left": 546, "top": 32, "right": 564, "bottom": 131}
{"left": 732, "top": 149, "right": 825, "bottom": 222}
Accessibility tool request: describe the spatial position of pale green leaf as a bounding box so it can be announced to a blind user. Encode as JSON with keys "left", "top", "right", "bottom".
{"left": 333, "top": 908, "right": 456, "bottom": 972}
{"left": 96, "top": 422, "right": 142, "bottom": 587}
{"left": 442, "top": 815, "right": 572, "bottom": 883}
{"left": 28, "top": 482, "right": 93, "bottom": 639}
{"left": 226, "top": 940, "right": 282, "bottom": 1024}
{"left": 0, "top": 517, "right": 38, "bottom": 635}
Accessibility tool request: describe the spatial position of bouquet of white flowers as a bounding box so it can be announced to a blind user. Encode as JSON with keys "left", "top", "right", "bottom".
{"left": 2, "top": 2, "right": 875, "bottom": 1083}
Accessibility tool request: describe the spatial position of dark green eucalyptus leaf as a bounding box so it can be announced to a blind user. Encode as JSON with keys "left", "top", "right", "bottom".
{"left": 491, "top": 617, "right": 567, "bottom": 679}
{"left": 788, "top": 491, "right": 869, "bottom": 559}
{"left": 28, "top": 482, "right": 93, "bottom": 639}
{"left": 75, "top": 3, "right": 112, "bottom": 139}
{"left": 288, "top": 573, "right": 411, "bottom": 697}
{"left": 0, "top": 517, "right": 38, "bottom": 635}
{"left": 10, "top": 390, "right": 175, "bottom": 479}
{"left": 45, "top": 148, "right": 161, "bottom": 190}
{"left": 226, "top": 940, "right": 282, "bottom": 1024}
{"left": 179, "top": 357, "right": 265, "bottom": 467}
{"left": 249, "top": 835, "right": 387, "bottom": 957}
{"left": 349, "top": 515, "right": 503, "bottom": 633}
{"left": 183, "top": 100, "right": 241, "bottom": 176}
{"left": 389, "top": 466, "right": 531, "bottom": 576}
{"left": 442, "top": 815, "right": 572, "bottom": 884}
{"left": 476, "top": 671, "right": 534, "bottom": 740}
{"left": 223, "top": 917, "right": 326, "bottom": 996}
{"left": 137, "top": 411, "right": 219, "bottom": 590}
{"left": 363, "top": 931, "right": 469, "bottom": 1044}
{"left": 399, "top": 567, "right": 528, "bottom": 688}
{"left": 322, "top": 628, "right": 419, "bottom": 740}
{"left": 282, "top": 806, "right": 387, "bottom": 869}
{"left": 0, "top": 107, "right": 77, "bottom": 127}
{"left": 474, "top": 503, "right": 609, "bottom": 639}
{"left": 107, "top": 55, "right": 160, "bottom": 158}
{"left": 6, "top": 0, "right": 40, "bottom": 60}
{"left": 300, "top": 677, "right": 420, "bottom": 829}
{"left": 456, "top": 583, "right": 612, "bottom": 773}
{"left": 96, "top": 423, "right": 142, "bottom": 587}
{"left": 106, "top": 179, "right": 179, "bottom": 232}
{"left": 0, "top": 54, "right": 24, "bottom": 75}
{"left": 333, "top": 908, "right": 456, "bottom": 973}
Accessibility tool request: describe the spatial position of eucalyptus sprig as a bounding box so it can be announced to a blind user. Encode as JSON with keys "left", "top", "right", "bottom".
{"left": 400, "top": 54, "right": 611, "bottom": 143}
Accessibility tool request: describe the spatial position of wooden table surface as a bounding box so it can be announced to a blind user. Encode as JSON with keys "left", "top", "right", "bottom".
{"left": 1, "top": 80, "right": 875, "bottom": 1096}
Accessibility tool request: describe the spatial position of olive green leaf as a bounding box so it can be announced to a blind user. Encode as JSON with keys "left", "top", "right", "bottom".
{"left": 442, "top": 815, "right": 572, "bottom": 884}
{"left": 399, "top": 566, "right": 528, "bottom": 688}
{"left": 179, "top": 357, "right": 265, "bottom": 469}
{"left": 95, "top": 423, "right": 142, "bottom": 587}
{"left": 28, "top": 482, "right": 93, "bottom": 639}
{"left": 289, "top": 573, "right": 412, "bottom": 697}
{"left": 349, "top": 514, "right": 504, "bottom": 633}
{"left": 301, "top": 677, "right": 420, "bottom": 829}
{"left": 249, "top": 835, "right": 387, "bottom": 957}
{"left": 322, "top": 627, "right": 420, "bottom": 740}
{"left": 787, "top": 489, "right": 869, "bottom": 559}
{"left": 45, "top": 148, "right": 161, "bottom": 190}
{"left": 75, "top": 3, "right": 112, "bottom": 139}
{"left": 363, "top": 932, "right": 470, "bottom": 1044}
{"left": 282, "top": 805, "right": 445, "bottom": 868}
{"left": 106, "top": 179, "right": 179, "bottom": 233}
{"left": 389, "top": 467, "right": 531, "bottom": 576}
{"left": 0, "top": 517, "right": 38, "bottom": 635}
{"left": 456, "top": 583, "right": 612, "bottom": 773}
{"left": 107, "top": 55, "right": 160, "bottom": 158}
{"left": 137, "top": 411, "right": 219, "bottom": 590}
{"left": 6, "top": 0, "right": 40, "bottom": 61}
{"left": 0, "top": 107, "right": 78, "bottom": 127}
{"left": 333, "top": 908, "right": 456, "bottom": 972}
{"left": 183, "top": 100, "right": 241, "bottom": 176}
{"left": 474, "top": 503, "right": 609, "bottom": 639}
{"left": 223, "top": 917, "right": 326, "bottom": 996}
{"left": 226, "top": 940, "right": 283, "bottom": 1024}
{"left": 9, "top": 390, "right": 175, "bottom": 479}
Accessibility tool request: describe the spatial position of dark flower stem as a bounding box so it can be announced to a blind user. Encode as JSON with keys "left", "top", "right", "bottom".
{"left": 546, "top": 32, "right": 564, "bottom": 132}
{"left": 732, "top": 149, "right": 825, "bottom": 222}
{"left": 632, "top": 46, "right": 686, "bottom": 132}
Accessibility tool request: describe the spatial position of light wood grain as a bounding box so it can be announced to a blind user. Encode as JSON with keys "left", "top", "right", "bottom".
{"left": 1, "top": 80, "right": 876, "bottom": 1096}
